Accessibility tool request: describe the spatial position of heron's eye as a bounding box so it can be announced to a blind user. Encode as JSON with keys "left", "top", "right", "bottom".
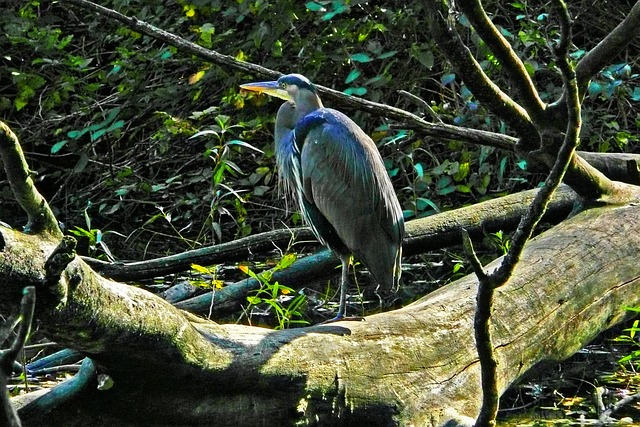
{"left": 280, "top": 82, "right": 288, "bottom": 89}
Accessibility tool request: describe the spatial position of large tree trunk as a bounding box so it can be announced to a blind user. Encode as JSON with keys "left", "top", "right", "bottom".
{"left": 3, "top": 201, "right": 639, "bottom": 426}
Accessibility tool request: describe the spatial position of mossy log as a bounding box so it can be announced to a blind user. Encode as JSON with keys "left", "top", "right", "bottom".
{"left": 0, "top": 201, "right": 638, "bottom": 426}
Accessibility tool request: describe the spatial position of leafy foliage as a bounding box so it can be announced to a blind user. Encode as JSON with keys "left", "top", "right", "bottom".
{"left": 614, "top": 308, "right": 640, "bottom": 368}
{"left": 0, "top": 1, "right": 637, "bottom": 264}
{"left": 239, "top": 254, "right": 308, "bottom": 329}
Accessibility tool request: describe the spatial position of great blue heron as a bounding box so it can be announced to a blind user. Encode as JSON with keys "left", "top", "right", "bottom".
{"left": 241, "top": 74, "right": 404, "bottom": 321}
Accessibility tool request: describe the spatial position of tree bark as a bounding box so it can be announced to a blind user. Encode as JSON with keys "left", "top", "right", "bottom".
{"left": 3, "top": 201, "right": 639, "bottom": 426}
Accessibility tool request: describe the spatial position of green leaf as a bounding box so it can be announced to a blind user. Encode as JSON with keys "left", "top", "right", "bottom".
{"left": 90, "top": 128, "right": 107, "bottom": 142}
{"left": 276, "top": 253, "right": 297, "bottom": 270}
{"left": 456, "top": 184, "right": 472, "bottom": 193}
{"left": 343, "top": 87, "right": 367, "bottom": 96}
{"left": 350, "top": 53, "right": 372, "bottom": 63}
{"left": 413, "top": 50, "right": 434, "bottom": 69}
{"left": 191, "top": 263, "right": 211, "bottom": 274}
{"left": 441, "top": 73, "right": 456, "bottom": 85}
{"left": 68, "top": 128, "right": 89, "bottom": 139}
{"left": 227, "top": 139, "right": 264, "bottom": 153}
{"left": 51, "top": 140, "right": 68, "bottom": 154}
{"left": 588, "top": 81, "right": 603, "bottom": 97}
{"left": 377, "top": 50, "right": 397, "bottom": 60}
{"left": 305, "top": 1, "right": 325, "bottom": 12}
{"left": 105, "top": 119, "right": 125, "bottom": 133}
{"left": 14, "top": 98, "right": 28, "bottom": 111}
{"left": 516, "top": 160, "right": 527, "bottom": 170}
{"left": 416, "top": 197, "right": 439, "bottom": 212}
{"left": 436, "top": 176, "right": 455, "bottom": 195}
{"left": 414, "top": 163, "right": 424, "bottom": 179}
{"left": 246, "top": 296, "right": 262, "bottom": 305}
{"left": 74, "top": 153, "right": 90, "bottom": 173}
{"left": 345, "top": 69, "right": 361, "bottom": 84}
{"left": 103, "top": 108, "right": 121, "bottom": 126}
{"left": 106, "top": 65, "right": 121, "bottom": 78}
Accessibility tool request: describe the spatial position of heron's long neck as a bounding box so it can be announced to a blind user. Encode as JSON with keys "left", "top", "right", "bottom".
{"left": 274, "top": 102, "right": 296, "bottom": 146}
{"left": 296, "top": 90, "right": 323, "bottom": 118}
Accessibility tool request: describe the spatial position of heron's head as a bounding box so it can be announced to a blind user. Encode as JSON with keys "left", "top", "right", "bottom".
{"left": 240, "top": 74, "right": 319, "bottom": 106}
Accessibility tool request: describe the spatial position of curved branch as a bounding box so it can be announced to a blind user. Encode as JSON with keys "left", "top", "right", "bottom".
{"left": 548, "top": 1, "right": 640, "bottom": 121}
{"left": 423, "top": 1, "right": 539, "bottom": 142}
{"left": 575, "top": 1, "right": 640, "bottom": 96}
{"left": 1, "top": 286, "right": 36, "bottom": 427}
{"left": 493, "top": 0, "right": 580, "bottom": 286}
{"left": 475, "top": 6, "right": 579, "bottom": 423}
{"left": 0, "top": 123, "right": 61, "bottom": 238}
{"left": 18, "top": 358, "right": 97, "bottom": 424}
{"left": 83, "top": 227, "right": 315, "bottom": 281}
{"left": 457, "top": 0, "right": 546, "bottom": 122}
{"left": 1, "top": 287, "right": 36, "bottom": 372}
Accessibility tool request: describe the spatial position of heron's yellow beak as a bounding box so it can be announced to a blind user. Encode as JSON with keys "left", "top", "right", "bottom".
{"left": 240, "top": 81, "right": 292, "bottom": 102}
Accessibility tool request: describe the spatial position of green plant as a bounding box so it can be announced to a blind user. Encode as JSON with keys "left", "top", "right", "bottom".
{"left": 190, "top": 115, "right": 264, "bottom": 243}
{"left": 485, "top": 230, "right": 512, "bottom": 256}
{"left": 189, "top": 264, "right": 224, "bottom": 290}
{"left": 240, "top": 254, "right": 308, "bottom": 330}
{"left": 67, "top": 203, "right": 119, "bottom": 260}
{"left": 614, "top": 308, "right": 640, "bottom": 368}
{"left": 52, "top": 107, "right": 125, "bottom": 154}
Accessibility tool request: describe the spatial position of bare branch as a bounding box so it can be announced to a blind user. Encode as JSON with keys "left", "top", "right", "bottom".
{"left": 1, "top": 287, "right": 36, "bottom": 375}
{"left": 492, "top": 1, "right": 581, "bottom": 283}
{"left": 0, "top": 123, "right": 61, "bottom": 237}
{"left": 457, "top": 0, "right": 546, "bottom": 122}
{"left": 0, "top": 287, "right": 36, "bottom": 427}
{"left": 474, "top": 4, "right": 580, "bottom": 425}
{"left": 461, "top": 229, "right": 487, "bottom": 282}
{"left": 473, "top": 275, "right": 499, "bottom": 427}
{"left": 575, "top": 1, "right": 640, "bottom": 96}
{"left": 423, "top": 1, "right": 538, "bottom": 142}
{"left": 18, "top": 358, "right": 97, "bottom": 422}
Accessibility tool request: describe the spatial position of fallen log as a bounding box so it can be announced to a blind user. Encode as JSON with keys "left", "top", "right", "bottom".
{"left": 2, "top": 201, "right": 639, "bottom": 426}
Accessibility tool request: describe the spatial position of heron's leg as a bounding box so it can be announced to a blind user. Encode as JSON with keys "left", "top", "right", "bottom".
{"left": 320, "top": 255, "right": 363, "bottom": 324}
{"left": 335, "top": 255, "right": 350, "bottom": 319}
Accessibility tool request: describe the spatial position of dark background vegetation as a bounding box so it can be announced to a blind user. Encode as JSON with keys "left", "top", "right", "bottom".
{"left": 1, "top": 0, "right": 640, "bottom": 421}
{"left": 2, "top": 0, "right": 637, "bottom": 264}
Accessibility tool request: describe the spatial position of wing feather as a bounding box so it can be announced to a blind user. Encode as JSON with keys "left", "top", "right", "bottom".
{"left": 298, "top": 109, "right": 404, "bottom": 289}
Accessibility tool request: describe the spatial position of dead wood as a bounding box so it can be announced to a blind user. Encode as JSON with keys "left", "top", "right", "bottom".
{"left": 0, "top": 201, "right": 637, "bottom": 426}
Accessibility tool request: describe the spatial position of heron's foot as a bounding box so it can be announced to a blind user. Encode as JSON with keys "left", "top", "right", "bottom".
{"left": 319, "top": 315, "right": 365, "bottom": 325}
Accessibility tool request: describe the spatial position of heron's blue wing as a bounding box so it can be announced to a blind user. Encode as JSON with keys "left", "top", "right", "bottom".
{"left": 295, "top": 108, "right": 404, "bottom": 290}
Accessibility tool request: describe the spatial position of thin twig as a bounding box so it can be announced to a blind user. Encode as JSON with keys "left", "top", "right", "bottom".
{"left": 491, "top": 0, "right": 579, "bottom": 285}
{"left": 0, "top": 287, "right": 36, "bottom": 427}
{"left": 397, "top": 90, "right": 443, "bottom": 123}
{"left": 461, "top": 229, "right": 487, "bottom": 282}
{"left": 1, "top": 288, "right": 36, "bottom": 375}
